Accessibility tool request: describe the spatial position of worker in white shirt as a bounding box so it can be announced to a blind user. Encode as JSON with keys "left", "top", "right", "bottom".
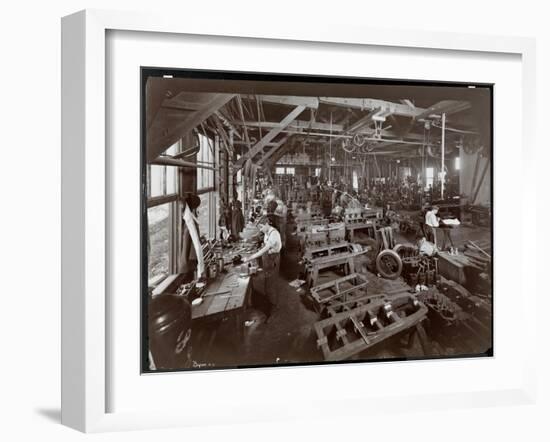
{"left": 243, "top": 215, "right": 282, "bottom": 322}
{"left": 424, "top": 205, "right": 440, "bottom": 248}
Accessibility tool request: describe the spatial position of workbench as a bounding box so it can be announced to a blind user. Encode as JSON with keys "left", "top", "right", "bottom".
{"left": 192, "top": 267, "right": 252, "bottom": 343}
{"left": 306, "top": 253, "right": 356, "bottom": 288}
{"left": 301, "top": 238, "right": 370, "bottom": 287}
{"left": 346, "top": 220, "right": 377, "bottom": 242}
{"left": 437, "top": 251, "right": 470, "bottom": 286}
{"left": 344, "top": 207, "right": 381, "bottom": 242}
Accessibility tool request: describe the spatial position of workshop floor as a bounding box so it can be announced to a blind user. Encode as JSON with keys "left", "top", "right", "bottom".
{"left": 190, "top": 219, "right": 492, "bottom": 370}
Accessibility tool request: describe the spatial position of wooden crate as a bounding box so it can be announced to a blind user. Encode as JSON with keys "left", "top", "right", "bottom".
{"left": 310, "top": 273, "right": 369, "bottom": 307}
{"left": 313, "top": 294, "right": 428, "bottom": 361}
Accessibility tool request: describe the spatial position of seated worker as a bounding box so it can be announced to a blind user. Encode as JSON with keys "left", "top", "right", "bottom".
{"left": 424, "top": 205, "right": 440, "bottom": 247}
{"left": 243, "top": 216, "right": 282, "bottom": 322}
{"left": 417, "top": 236, "right": 437, "bottom": 257}
{"left": 148, "top": 293, "right": 192, "bottom": 370}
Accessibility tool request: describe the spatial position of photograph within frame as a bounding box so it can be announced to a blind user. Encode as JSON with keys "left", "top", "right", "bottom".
{"left": 141, "top": 68, "right": 493, "bottom": 373}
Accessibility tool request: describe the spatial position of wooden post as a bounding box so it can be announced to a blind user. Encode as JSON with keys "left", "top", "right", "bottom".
{"left": 469, "top": 151, "right": 481, "bottom": 204}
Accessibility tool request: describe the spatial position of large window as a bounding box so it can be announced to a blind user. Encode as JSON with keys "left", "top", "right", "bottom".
{"left": 197, "top": 192, "right": 220, "bottom": 240}
{"left": 147, "top": 141, "right": 181, "bottom": 286}
{"left": 275, "top": 166, "right": 295, "bottom": 175}
{"left": 196, "top": 134, "right": 217, "bottom": 240}
{"left": 197, "top": 134, "right": 215, "bottom": 191}
{"left": 149, "top": 165, "right": 177, "bottom": 197}
{"left": 148, "top": 142, "right": 179, "bottom": 198}
{"left": 147, "top": 204, "right": 170, "bottom": 284}
{"left": 426, "top": 167, "right": 434, "bottom": 189}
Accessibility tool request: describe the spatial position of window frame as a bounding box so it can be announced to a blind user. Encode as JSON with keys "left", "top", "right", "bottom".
{"left": 146, "top": 141, "right": 183, "bottom": 288}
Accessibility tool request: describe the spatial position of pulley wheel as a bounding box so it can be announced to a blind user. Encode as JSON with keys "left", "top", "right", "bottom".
{"left": 376, "top": 249, "right": 403, "bottom": 280}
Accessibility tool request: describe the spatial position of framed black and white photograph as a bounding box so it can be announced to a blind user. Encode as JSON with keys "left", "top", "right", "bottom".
{"left": 142, "top": 70, "right": 493, "bottom": 372}
{"left": 60, "top": 9, "right": 538, "bottom": 433}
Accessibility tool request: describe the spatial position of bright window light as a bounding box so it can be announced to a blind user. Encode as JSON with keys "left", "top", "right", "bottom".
{"left": 426, "top": 167, "right": 434, "bottom": 189}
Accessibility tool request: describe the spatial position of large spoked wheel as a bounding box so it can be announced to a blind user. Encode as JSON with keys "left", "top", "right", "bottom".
{"left": 376, "top": 249, "right": 403, "bottom": 280}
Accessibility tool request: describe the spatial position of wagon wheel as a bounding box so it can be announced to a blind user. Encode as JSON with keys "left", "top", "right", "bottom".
{"left": 376, "top": 249, "right": 403, "bottom": 280}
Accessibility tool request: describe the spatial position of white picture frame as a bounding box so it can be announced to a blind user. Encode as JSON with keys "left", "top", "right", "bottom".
{"left": 61, "top": 9, "right": 538, "bottom": 433}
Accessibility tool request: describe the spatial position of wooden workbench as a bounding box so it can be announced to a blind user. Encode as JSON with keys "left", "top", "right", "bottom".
{"left": 192, "top": 267, "right": 252, "bottom": 342}
{"left": 306, "top": 251, "right": 356, "bottom": 288}
{"left": 437, "top": 251, "right": 470, "bottom": 285}
{"left": 345, "top": 221, "right": 377, "bottom": 242}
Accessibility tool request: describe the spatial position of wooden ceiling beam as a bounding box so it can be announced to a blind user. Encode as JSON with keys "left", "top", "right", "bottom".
{"left": 234, "top": 105, "right": 306, "bottom": 169}
{"left": 319, "top": 97, "right": 426, "bottom": 118}
{"left": 147, "top": 93, "right": 235, "bottom": 163}
{"left": 230, "top": 118, "right": 432, "bottom": 143}
{"left": 415, "top": 100, "right": 471, "bottom": 120}
{"left": 230, "top": 119, "right": 344, "bottom": 132}
{"left": 253, "top": 95, "right": 319, "bottom": 109}
{"left": 233, "top": 140, "right": 278, "bottom": 147}
{"left": 346, "top": 109, "right": 379, "bottom": 133}
{"left": 256, "top": 136, "right": 290, "bottom": 166}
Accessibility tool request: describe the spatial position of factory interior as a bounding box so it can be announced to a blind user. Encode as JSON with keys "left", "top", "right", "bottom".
{"left": 145, "top": 74, "right": 492, "bottom": 371}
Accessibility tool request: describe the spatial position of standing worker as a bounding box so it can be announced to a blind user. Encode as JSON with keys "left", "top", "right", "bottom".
{"left": 425, "top": 205, "right": 440, "bottom": 248}
{"left": 243, "top": 216, "right": 282, "bottom": 322}
{"left": 231, "top": 199, "right": 245, "bottom": 240}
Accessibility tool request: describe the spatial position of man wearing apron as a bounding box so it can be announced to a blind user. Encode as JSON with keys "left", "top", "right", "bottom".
{"left": 243, "top": 215, "right": 282, "bottom": 322}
